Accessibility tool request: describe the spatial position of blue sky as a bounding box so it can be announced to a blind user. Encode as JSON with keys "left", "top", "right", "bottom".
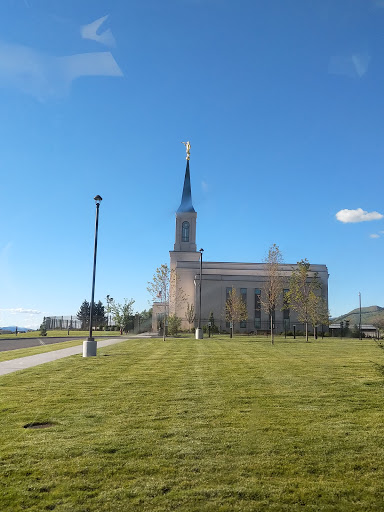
{"left": 0, "top": 0, "right": 383, "bottom": 329}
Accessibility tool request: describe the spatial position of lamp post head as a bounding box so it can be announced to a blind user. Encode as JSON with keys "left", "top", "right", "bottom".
{"left": 199, "top": 248, "right": 204, "bottom": 253}
{"left": 94, "top": 195, "right": 103, "bottom": 205}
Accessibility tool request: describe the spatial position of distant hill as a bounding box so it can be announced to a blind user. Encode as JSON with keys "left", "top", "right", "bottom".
{"left": 0, "top": 326, "right": 29, "bottom": 333}
{"left": 331, "top": 306, "right": 384, "bottom": 326}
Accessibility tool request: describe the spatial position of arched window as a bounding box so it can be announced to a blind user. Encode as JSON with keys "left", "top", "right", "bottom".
{"left": 182, "top": 221, "right": 190, "bottom": 242}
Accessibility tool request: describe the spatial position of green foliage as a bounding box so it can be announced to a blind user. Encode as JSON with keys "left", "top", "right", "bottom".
{"left": 109, "top": 298, "right": 135, "bottom": 333}
{"left": 139, "top": 308, "right": 152, "bottom": 321}
{"left": 76, "top": 299, "right": 90, "bottom": 330}
{"left": 203, "top": 323, "right": 219, "bottom": 334}
{"left": 39, "top": 322, "right": 47, "bottom": 336}
{"left": 93, "top": 300, "right": 106, "bottom": 330}
{"left": 77, "top": 299, "right": 106, "bottom": 330}
{"left": 168, "top": 314, "right": 182, "bottom": 336}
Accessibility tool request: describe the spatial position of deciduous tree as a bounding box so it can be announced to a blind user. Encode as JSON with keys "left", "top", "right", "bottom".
{"left": 371, "top": 315, "right": 384, "bottom": 339}
{"left": 109, "top": 298, "right": 135, "bottom": 334}
{"left": 225, "top": 288, "right": 248, "bottom": 338}
{"left": 185, "top": 303, "right": 195, "bottom": 332}
{"left": 286, "top": 259, "right": 322, "bottom": 342}
{"left": 147, "top": 263, "right": 186, "bottom": 340}
{"left": 260, "top": 244, "right": 284, "bottom": 345}
{"left": 308, "top": 293, "right": 329, "bottom": 339}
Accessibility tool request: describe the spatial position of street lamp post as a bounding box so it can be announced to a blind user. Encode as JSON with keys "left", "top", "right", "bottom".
{"left": 83, "top": 195, "right": 102, "bottom": 357}
{"left": 195, "top": 248, "right": 204, "bottom": 339}
{"left": 106, "top": 295, "right": 113, "bottom": 329}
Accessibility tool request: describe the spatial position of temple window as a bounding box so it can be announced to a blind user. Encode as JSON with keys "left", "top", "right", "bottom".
{"left": 182, "top": 221, "right": 190, "bottom": 242}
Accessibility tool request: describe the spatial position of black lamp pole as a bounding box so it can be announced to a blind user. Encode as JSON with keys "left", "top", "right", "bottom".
{"left": 88, "top": 195, "right": 102, "bottom": 342}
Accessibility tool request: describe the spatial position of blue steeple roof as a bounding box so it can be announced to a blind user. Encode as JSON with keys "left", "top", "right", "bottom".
{"left": 177, "top": 160, "right": 195, "bottom": 213}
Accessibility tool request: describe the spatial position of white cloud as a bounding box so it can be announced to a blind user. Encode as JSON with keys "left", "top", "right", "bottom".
{"left": 201, "top": 181, "right": 209, "bottom": 193}
{"left": 329, "top": 53, "right": 371, "bottom": 78}
{"left": 0, "top": 308, "right": 41, "bottom": 314}
{"left": 370, "top": 234, "right": 380, "bottom": 238}
{"left": 336, "top": 208, "right": 383, "bottom": 223}
{"left": 81, "top": 15, "right": 116, "bottom": 47}
{"left": 0, "top": 41, "right": 123, "bottom": 101}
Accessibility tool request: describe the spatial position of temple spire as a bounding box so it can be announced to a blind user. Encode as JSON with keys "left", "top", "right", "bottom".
{"left": 177, "top": 159, "right": 195, "bottom": 213}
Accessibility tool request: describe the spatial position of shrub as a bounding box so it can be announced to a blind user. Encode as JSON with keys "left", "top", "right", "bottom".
{"left": 168, "top": 315, "right": 182, "bottom": 336}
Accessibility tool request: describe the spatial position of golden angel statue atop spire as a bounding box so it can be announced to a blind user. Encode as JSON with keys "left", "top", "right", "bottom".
{"left": 181, "top": 141, "right": 191, "bottom": 160}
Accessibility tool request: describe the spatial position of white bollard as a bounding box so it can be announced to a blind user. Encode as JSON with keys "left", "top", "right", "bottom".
{"left": 195, "top": 328, "right": 203, "bottom": 340}
{"left": 83, "top": 340, "right": 97, "bottom": 357}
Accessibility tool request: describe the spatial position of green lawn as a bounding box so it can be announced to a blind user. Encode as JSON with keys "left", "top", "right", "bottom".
{"left": 1, "top": 337, "right": 384, "bottom": 511}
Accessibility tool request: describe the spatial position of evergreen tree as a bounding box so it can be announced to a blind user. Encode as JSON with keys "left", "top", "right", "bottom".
{"left": 168, "top": 314, "right": 182, "bottom": 336}
{"left": 77, "top": 300, "right": 90, "bottom": 330}
{"left": 94, "top": 300, "right": 106, "bottom": 330}
{"left": 39, "top": 319, "right": 47, "bottom": 336}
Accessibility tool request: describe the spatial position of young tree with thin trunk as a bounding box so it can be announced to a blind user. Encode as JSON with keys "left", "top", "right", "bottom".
{"left": 147, "top": 264, "right": 170, "bottom": 340}
{"left": 185, "top": 303, "right": 195, "bottom": 332}
{"left": 147, "top": 264, "right": 186, "bottom": 340}
{"left": 371, "top": 315, "right": 384, "bottom": 339}
{"left": 308, "top": 293, "right": 329, "bottom": 339}
{"left": 260, "top": 244, "right": 284, "bottom": 345}
{"left": 109, "top": 298, "right": 135, "bottom": 334}
{"left": 225, "top": 288, "right": 248, "bottom": 338}
{"left": 286, "top": 259, "right": 321, "bottom": 342}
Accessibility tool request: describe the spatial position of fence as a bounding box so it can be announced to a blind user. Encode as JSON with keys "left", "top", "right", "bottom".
{"left": 44, "top": 316, "right": 83, "bottom": 330}
{"left": 43, "top": 316, "right": 109, "bottom": 330}
{"left": 192, "top": 318, "right": 329, "bottom": 336}
{"left": 44, "top": 315, "right": 154, "bottom": 333}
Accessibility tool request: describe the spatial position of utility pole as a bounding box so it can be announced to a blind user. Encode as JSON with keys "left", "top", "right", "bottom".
{"left": 359, "top": 292, "right": 362, "bottom": 340}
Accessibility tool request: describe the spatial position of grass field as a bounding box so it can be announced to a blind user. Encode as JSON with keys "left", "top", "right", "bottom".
{"left": 1, "top": 336, "right": 384, "bottom": 511}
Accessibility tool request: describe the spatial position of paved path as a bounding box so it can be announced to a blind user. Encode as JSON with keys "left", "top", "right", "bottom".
{"left": 0, "top": 336, "right": 91, "bottom": 352}
{"left": 0, "top": 337, "right": 131, "bottom": 377}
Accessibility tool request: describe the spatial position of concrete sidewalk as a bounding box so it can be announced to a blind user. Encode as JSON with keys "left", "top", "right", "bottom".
{"left": 0, "top": 337, "right": 129, "bottom": 377}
